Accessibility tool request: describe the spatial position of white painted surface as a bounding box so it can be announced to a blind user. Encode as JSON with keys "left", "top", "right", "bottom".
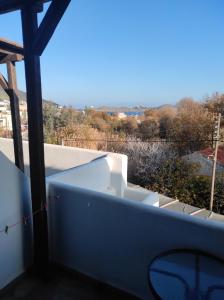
{"left": 48, "top": 182, "right": 224, "bottom": 300}
{"left": 47, "top": 156, "right": 113, "bottom": 194}
{"left": 47, "top": 154, "right": 158, "bottom": 205}
{"left": 124, "top": 187, "right": 159, "bottom": 206}
{"left": 0, "top": 138, "right": 129, "bottom": 192}
{"left": 0, "top": 152, "right": 32, "bottom": 290}
{"left": 0, "top": 138, "right": 108, "bottom": 176}
{"left": 1, "top": 141, "right": 224, "bottom": 298}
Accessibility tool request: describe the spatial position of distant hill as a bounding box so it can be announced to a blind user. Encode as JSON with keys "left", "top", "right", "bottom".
{"left": 95, "top": 105, "right": 147, "bottom": 112}
{"left": 95, "top": 104, "right": 176, "bottom": 112}
{"left": 155, "top": 104, "right": 177, "bottom": 109}
{"left": 0, "top": 86, "right": 57, "bottom": 105}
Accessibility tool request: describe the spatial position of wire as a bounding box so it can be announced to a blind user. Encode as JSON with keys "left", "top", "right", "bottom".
{"left": 0, "top": 206, "right": 46, "bottom": 235}
{"left": 63, "top": 138, "right": 223, "bottom": 144}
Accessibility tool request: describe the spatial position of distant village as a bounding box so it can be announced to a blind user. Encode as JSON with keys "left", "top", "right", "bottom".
{"left": 0, "top": 98, "right": 28, "bottom": 138}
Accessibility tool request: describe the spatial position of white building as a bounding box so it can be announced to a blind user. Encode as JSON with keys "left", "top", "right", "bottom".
{"left": 0, "top": 99, "right": 9, "bottom": 113}
{"left": 0, "top": 99, "right": 12, "bottom": 130}
{"left": 0, "top": 113, "right": 12, "bottom": 130}
{"left": 117, "top": 112, "right": 127, "bottom": 119}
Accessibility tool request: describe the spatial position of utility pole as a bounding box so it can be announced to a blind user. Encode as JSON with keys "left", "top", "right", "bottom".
{"left": 210, "top": 113, "right": 221, "bottom": 211}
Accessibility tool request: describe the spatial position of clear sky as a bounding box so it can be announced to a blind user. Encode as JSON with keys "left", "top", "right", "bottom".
{"left": 0, "top": 0, "right": 224, "bottom": 108}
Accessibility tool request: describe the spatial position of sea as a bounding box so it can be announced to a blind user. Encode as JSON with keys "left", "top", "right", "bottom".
{"left": 107, "top": 111, "right": 144, "bottom": 116}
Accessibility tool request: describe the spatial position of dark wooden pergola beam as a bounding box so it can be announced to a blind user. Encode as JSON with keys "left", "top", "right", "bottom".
{"left": 0, "top": 63, "right": 24, "bottom": 171}
{"left": 0, "top": 39, "right": 24, "bottom": 171}
{"left": 0, "top": 53, "right": 23, "bottom": 64}
{"left": 0, "top": 0, "right": 50, "bottom": 14}
{"left": 0, "top": 48, "right": 20, "bottom": 55}
{"left": 6, "top": 61, "right": 24, "bottom": 171}
{"left": 21, "top": 2, "right": 50, "bottom": 274}
{"left": 0, "top": 0, "right": 71, "bottom": 275}
{"left": 33, "top": 0, "right": 71, "bottom": 56}
{"left": 0, "top": 73, "right": 9, "bottom": 90}
{"left": 0, "top": 38, "right": 24, "bottom": 55}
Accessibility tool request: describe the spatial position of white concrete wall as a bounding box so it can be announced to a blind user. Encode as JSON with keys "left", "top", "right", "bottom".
{"left": 0, "top": 139, "right": 128, "bottom": 291}
{"left": 47, "top": 155, "right": 128, "bottom": 197}
{"left": 1, "top": 141, "right": 224, "bottom": 298}
{"left": 46, "top": 154, "right": 158, "bottom": 205}
{"left": 48, "top": 181, "right": 224, "bottom": 300}
{"left": 0, "top": 138, "right": 124, "bottom": 176}
{"left": 124, "top": 187, "right": 159, "bottom": 206}
{"left": 47, "top": 156, "right": 114, "bottom": 194}
{"left": 0, "top": 152, "right": 32, "bottom": 290}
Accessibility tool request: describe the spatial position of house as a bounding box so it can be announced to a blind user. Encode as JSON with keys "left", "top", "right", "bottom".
{"left": 0, "top": 113, "right": 12, "bottom": 130}
{"left": 19, "top": 100, "right": 28, "bottom": 120}
{"left": 0, "top": 99, "right": 9, "bottom": 113}
{"left": 183, "top": 147, "right": 224, "bottom": 176}
{"left": 117, "top": 112, "right": 127, "bottom": 119}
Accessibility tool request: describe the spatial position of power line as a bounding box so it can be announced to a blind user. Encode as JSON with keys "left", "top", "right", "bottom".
{"left": 63, "top": 138, "right": 223, "bottom": 144}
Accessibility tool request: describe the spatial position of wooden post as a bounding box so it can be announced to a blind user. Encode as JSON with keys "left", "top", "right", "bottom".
{"left": 21, "top": 4, "right": 49, "bottom": 273}
{"left": 6, "top": 61, "right": 24, "bottom": 171}
{"left": 210, "top": 113, "right": 221, "bottom": 211}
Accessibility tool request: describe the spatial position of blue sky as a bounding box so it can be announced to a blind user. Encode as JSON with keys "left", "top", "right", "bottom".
{"left": 0, "top": 0, "right": 224, "bottom": 108}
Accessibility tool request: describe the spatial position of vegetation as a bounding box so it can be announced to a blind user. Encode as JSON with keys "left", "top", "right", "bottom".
{"left": 1, "top": 89, "right": 223, "bottom": 213}
{"left": 40, "top": 93, "right": 224, "bottom": 214}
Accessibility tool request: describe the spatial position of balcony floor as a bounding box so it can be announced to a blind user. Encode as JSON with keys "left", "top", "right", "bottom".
{"left": 1, "top": 267, "right": 139, "bottom": 300}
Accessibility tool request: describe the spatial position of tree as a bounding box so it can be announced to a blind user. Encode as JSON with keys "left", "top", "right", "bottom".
{"left": 204, "top": 93, "right": 224, "bottom": 116}
{"left": 157, "top": 106, "right": 176, "bottom": 139}
{"left": 168, "top": 98, "right": 214, "bottom": 154}
{"left": 43, "top": 103, "right": 58, "bottom": 143}
{"left": 138, "top": 119, "right": 159, "bottom": 139}
{"left": 121, "top": 117, "right": 138, "bottom": 135}
{"left": 61, "top": 124, "right": 106, "bottom": 150}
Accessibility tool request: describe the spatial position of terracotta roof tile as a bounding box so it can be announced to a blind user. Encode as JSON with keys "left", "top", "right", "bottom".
{"left": 200, "top": 146, "right": 224, "bottom": 165}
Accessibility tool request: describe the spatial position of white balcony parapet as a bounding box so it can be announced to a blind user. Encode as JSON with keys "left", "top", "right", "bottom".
{"left": 46, "top": 154, "right": 159, "bottom": 207}
{"left": 1, "top": 143, "right": 224, "bottom": 299}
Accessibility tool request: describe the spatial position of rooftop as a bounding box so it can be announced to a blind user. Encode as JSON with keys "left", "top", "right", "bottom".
{"left": 200, "top": 146, "right": 224, "bottom": 165}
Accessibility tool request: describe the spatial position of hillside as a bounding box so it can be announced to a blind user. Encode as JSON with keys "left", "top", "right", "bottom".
{"left": 0, "top": 86, "right": 57, "bottom": 105}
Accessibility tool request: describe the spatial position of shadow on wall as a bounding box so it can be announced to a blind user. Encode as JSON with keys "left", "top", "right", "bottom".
{"left": 0, "top": 152, "right": 32, "bottom": 290}
{"left": 25, "top": 155, "right": 108, "bottom": 177}
{"left": 0, "top": 138, "right": 109, "bottom": 177}
{"left": 24, "top": 165, "right": 65, "bottom": 177}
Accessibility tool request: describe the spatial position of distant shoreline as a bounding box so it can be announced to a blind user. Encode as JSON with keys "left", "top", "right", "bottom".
{"left": 106, "top": 111, "right": 144, "bottom": 116}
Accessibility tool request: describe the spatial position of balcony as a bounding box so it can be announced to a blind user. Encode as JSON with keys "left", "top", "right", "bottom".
{"left": 1, "top": 138, "right": 224, "bottom": 299}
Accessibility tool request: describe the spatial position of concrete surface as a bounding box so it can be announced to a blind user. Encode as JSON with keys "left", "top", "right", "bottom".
{"left": 1, "top": 268, "right": 139, "bottom": 300}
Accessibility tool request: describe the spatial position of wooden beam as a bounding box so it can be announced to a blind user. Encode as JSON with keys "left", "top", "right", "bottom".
{"left": 0, "top": 38, "right": 23, "bottom": 55}
{"left": 7, "top": 61, "right": 24, "bottom": 171}
{"left": 0, "top": 73, "right": 9, "bottom": 91}
{"left": 0, "top": 53, "right": 23, "bottom": 64}
{"left": 21, "top": 4, "right": 49, "bottom": 274}
{"left": 33, "top": 0, "right": 71, "bottom": 56}
{"left": 0, "top": 0, "right": 50, "bottom": 14}
{"left": 0, "top": 48, "right": 17, "bottom": 55}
